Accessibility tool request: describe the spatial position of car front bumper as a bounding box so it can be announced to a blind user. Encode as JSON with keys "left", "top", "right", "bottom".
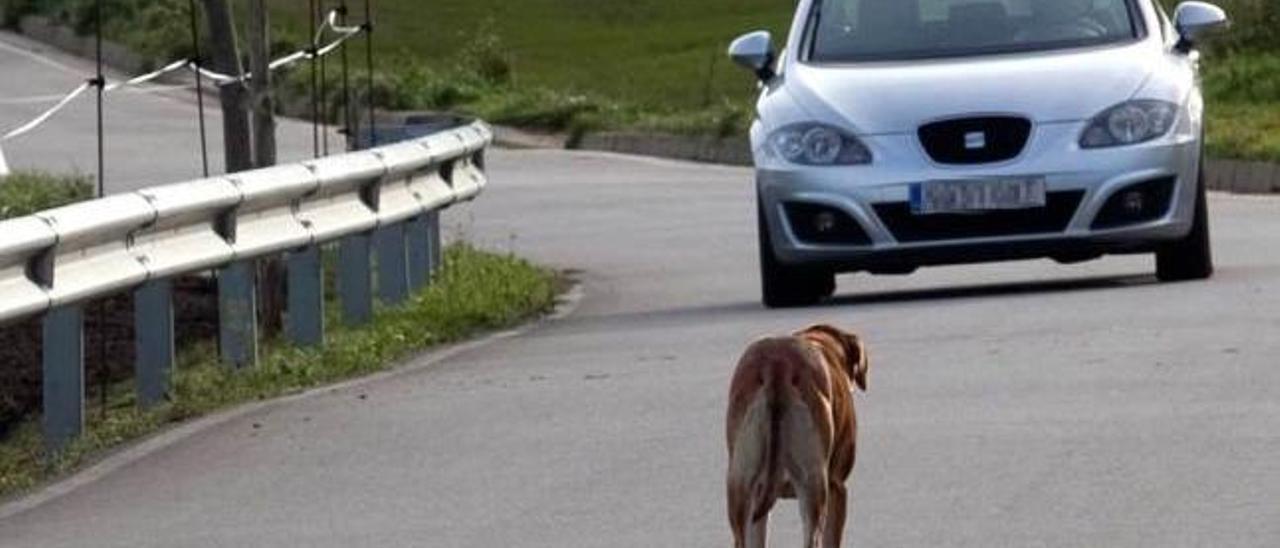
{"left": 757, "top": 121, "right": 1202, "bottom": 272}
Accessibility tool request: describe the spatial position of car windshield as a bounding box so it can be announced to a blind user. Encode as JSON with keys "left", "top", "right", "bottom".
{"left": 807, "top": 0, "right": 1142, "bottom": 62}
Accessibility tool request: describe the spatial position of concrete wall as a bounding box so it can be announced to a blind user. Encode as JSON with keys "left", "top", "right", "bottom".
{"left": 1205, "top": 158, "right": 1280, "bottom": 194}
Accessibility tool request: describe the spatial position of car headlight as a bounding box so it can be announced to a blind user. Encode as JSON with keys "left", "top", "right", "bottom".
{"left": 769, "top": 124, "right": 872, "bottom": 165}
{"left": 1080, "top": 100, "right": 1179, "bottom": 148}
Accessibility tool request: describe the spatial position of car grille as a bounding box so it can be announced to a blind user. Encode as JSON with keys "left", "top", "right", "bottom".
{"left": 918, "top": 116, "right": 1032, "bottom": 165}
{"left": 873, "top": 190, "right": 1085, "bottom": 243}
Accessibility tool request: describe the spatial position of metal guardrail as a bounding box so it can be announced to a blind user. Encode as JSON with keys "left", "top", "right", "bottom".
{"left": 0, "top": 119, "right": 492, "bottom": 452}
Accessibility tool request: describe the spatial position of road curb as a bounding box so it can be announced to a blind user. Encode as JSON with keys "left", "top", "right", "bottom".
{"left": 1204, "top": 158, "right": 1280, "bottom": 194}
{"left": 0, "top": 280, "right": 586, "bottom": 522}
{"left": 575, "top": 132, "right": 753, "bottom": 166}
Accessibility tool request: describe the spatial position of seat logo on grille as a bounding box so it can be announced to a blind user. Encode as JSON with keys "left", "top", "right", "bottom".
{"left": 964, "top": 131, "right": 987, "bottom": 150}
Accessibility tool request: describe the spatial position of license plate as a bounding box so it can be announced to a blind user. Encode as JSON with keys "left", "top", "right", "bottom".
{"left": 910, "top": 178, "right": 1047, "bottom": 215}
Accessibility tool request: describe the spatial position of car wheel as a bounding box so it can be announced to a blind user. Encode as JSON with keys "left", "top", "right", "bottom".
{"left": 1156, "top": 165, "right": 1214, "bottom": 282}
{"left": 759, "top": 203, "right": 834, "bottom": 308}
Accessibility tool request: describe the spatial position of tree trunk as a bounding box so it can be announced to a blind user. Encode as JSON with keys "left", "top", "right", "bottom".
{"left": 199, "top": 0, "right": 252, "bottom": 173}
{"left": 247, "top": 0, "right": 276, "bottom": 168}
{"left": 247, "top": 0, "right": 284, "bottom": 337}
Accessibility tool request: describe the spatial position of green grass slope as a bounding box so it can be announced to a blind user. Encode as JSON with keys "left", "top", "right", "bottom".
{"left": 5, "top": 0, "right": 1278, "bottom": 160}
{"left": 268, "top": 0, "right": 790, "bottom": 110}
{"left": 280, "top": 0, "right": 1280, "bottom": 161}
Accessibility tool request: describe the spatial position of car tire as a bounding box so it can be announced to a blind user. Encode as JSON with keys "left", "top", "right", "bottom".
{"left": 759, "top": 202, "right": 835, "bottom": 308}
{"left": 1156, "top": 165, "right": 1214, "bottom": 282}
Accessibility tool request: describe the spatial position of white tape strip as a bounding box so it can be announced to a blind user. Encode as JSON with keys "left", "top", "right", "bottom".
{"left": 316, "top": 31, "right": 359, "bottom": 58}
{"left": 190, "top": 63, "right": 239, "bottom": 84}
{"left": 0, "top": 14, "right": 366, "bottom": 143}
{"left": 103, "top": 58, "right": 190, "bottom": 92}
{"left": 2, "top": 58, "right": 190, "bottom": 142}
{"left": 327, "top": 9, "right": 363, "bottom": 34}
{"left": 268, "top": 49, "right": 309, "bottom": 72}
{"left": 0, "top": 92, "right": 78, "bottom": 105}
{"left": 2, "top": 82, "right": 91, "bottom": 141}
{"left": 0, "top": 142, "right": 10, "bottom": 176}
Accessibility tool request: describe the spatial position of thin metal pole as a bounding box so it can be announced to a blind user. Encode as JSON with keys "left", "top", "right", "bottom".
{"left": 320, "top": 1, "right": 329, "bottom": 156}
{"left": 95, "top": 0, "right": 104, "bottom": 199}
{"left": 189, "top": 0, "right": 210, "bottom": 177}
{"left": 94, "top": 0, "right": 108, "bottom": 420}
{"left": 339, "top": 2, "right": 354, "bottom": 151}
{"left": 363, "top": 0, "right": 376, "bottom": 148}
{"left": 703, "top": 45, "right": 718, "bottom": 107}
{"left": 310, "top": 0, "right": 320, "bottom": 158}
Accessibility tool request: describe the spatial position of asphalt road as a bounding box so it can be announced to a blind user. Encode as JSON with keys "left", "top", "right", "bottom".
{"left": 0, "top": 31, "right": 323, "bottom": 192}
{"left": 3, "top": 30, "right": 1280, "bottom": 548}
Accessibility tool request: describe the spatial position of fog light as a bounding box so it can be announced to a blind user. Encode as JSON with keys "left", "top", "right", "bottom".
{"left": 814, "top": 212, "right": 838, "bottom": 234}
{"left": 784, "top": 202, "right": 872, "bottom": 245}
{"left": 1122, "top": 191, "right": 1145, "bottom": 215}
{"left": 1091, "top": 177, "right": 1176, "bottom": 230}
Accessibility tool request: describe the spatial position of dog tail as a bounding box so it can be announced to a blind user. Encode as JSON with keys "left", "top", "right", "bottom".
{"left": 750, "top": 370, "right": 784, "bottom": 523}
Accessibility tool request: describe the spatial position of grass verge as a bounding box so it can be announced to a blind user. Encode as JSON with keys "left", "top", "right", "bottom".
{"left": 1202, "top": 52, "right": 1280, "bottom": 163}
{"left": 1206, "top": 102, "right": 1280, "bottom": 163}
{"left": 0, "top": 171, "right": 94, "bottom": 220}
{"left": 0, "top": 243, "right": 563, "bottom": 500}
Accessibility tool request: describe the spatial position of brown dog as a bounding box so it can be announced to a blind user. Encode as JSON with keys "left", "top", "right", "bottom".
{"left": 725, "top": 325, "right": 869, "bottom": 548}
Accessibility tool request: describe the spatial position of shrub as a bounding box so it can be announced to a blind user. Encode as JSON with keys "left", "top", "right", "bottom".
{"left": 0, "top": 171, "right": 94, "bottom": 220}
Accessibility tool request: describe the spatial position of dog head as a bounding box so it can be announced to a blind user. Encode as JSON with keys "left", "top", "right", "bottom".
{"left": 800, "top": 324, "right": 869, "bottom": 391}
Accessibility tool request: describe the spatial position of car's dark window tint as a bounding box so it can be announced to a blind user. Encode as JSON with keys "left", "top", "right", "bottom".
{"left": 808, "top": 0, "right": 1143, "bottom": 62}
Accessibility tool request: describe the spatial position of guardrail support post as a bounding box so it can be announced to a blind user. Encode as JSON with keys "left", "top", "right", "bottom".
{"left": 286, "top": 245, "right": 324, "bottom": 346}
{"left": 375, "top": 223, "right": 409, "bottom": 304}
{"left": 427, "top": 210, "right": 443, "bottom": 275}
{"left": 135, "top": 279, "right": 174, "bottom": 408}
{"left": 406, "top": 214, "right": 430, "bottom": 290}
{"left": 42, "top": 305, "right": 84, "bottom": 453}
{"left": 218, "top": 261, "right": 258, "bottom": 369}
{"left": 338, "top": 234, "right": 373, "bottom": 324}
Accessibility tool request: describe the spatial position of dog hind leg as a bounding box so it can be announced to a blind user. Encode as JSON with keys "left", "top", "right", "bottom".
{"left": 727, "top": 389, "right": 778, "bottom": 547}
{"left": 727, "top": 480, "right": 749, "bottom": 548}
{"left": 782, "top": 396, "right": 832, "bottom": 548}
{"left": 822, "top": 482, "right": 847, "bottom": 548}
{"left": 745, "top": 512, "right": 768, "bottom": 548}
{"left": 794, "top": 476, "right": 828, "bottom": 548}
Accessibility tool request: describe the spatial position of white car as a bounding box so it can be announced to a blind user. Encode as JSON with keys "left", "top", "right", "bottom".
{"left": 730, "top": 0, "right": 1228, "bottom": 307}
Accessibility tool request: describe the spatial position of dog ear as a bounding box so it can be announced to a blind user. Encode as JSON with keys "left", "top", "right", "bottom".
{"left": 844, "top": 331, "right": 869, "bottom": 392}
{"left": 803, "top": 324, "right": 869, "bottom": 391}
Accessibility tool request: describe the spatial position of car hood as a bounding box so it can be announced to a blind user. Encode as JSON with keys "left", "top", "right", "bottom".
{"left": 785, "top": 43, "right": 1156, "bottom": 135}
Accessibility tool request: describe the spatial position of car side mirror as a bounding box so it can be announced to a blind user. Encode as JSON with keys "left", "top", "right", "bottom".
{"left": 729, "top": 31, "right": 777, "bottom": 82}
{"left": 1173, "top": 1, "right": 1229, "bottom": 53}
